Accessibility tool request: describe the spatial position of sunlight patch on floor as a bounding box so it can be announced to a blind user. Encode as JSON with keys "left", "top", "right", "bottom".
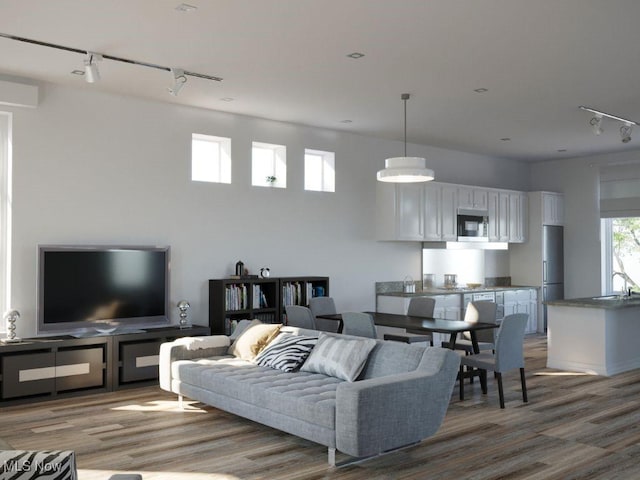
{"left": 79, "top": 470, "right": 240, "bottom": 480}
{"left": 535, "top": 371, "right": 596, "bottom": 376}
{"left": 110, "top": 400, "right": 206, "bottom": 413}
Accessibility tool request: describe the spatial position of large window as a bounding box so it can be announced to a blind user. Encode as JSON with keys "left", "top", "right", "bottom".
{"left": 252, "top": 142, "right": 286, "bottom": 188}
{"left": 0, "top": 112, "right": 12, "bottom": 328}
{"left": 603, "top": 217, "right": 640, "bottom": 294}
{"left": 191, "top": 134, "right": 231, "bottom": 184}
{"left": 304, "top": 149, "right": 335, "bottom": 192}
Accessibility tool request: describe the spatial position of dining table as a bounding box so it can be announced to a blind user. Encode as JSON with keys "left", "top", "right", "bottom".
{"left": 316, "top": 311, "right": 498, "bottom": 353}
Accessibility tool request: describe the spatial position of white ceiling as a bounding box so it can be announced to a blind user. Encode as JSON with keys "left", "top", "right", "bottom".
{"left": 2, "top": 0, "right": 640, "bottom": 161}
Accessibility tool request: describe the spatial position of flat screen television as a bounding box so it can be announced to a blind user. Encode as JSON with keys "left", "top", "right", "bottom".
{"left": 37, "top": 245, "right": 170, "bottom": 335}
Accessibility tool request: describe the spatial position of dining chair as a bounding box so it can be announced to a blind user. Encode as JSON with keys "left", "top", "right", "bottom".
{"left": 308, "top": 296, "right": 339, "bottom": 333}
{"left": 341, "top": 312, "right": 377, "bottom": 338}
{"left": 383, "top": 297, "right": 434, "bottom": 345}
{"left": 459, "top": 313, "right": 529, "bottom": 409}
{"left": 284, "top": 305, "right": 317, "bottom": 330}
{"left": 441, "top": 300, "right": 498, "bottom": 352}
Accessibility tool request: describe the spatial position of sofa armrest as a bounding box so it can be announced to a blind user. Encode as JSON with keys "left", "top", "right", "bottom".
{"left": 335, "top": 348, "right": 460, "bottom": 458}
{"left": 159, "top": 336, "right": 231, "bottom": 392}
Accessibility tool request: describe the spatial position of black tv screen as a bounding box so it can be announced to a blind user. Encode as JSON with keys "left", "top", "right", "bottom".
{"left": 38, "top": 245, "right": 170, "bottom": 334}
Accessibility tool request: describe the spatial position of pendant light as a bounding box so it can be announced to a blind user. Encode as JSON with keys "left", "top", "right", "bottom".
{"left": 377, "top": 93, "right": 434, "bottom": 183}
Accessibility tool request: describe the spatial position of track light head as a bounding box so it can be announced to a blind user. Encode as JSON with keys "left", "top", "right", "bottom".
{"left": 84, "top": 52, "right": 102, "bottom": 83}
{"left": 620, "top": 123, "right": 633, "bottom": 143}
{"left": 590, "top": 114, "right": 604, "bottom": 135}
{"left": 168, "top": 68, "right": 187, "bottom": 96}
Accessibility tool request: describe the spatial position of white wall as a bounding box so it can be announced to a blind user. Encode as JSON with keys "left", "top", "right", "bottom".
{"left": 4, "top": 82, "right": 530, "bottom": 338}
{"left": 530, "top": 150, "right": 640, "bottom": 298}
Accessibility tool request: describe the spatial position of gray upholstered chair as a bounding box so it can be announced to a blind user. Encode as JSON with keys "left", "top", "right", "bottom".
{"left": 383, "top": 296, "right": 434, "bottom": 345}
{"left": 341, "top": 312, "right": 377, "bottom": 338}
{"left": 459, "top": 313, "right": 529, "bottom": 408}
{"left": 285, "top": 305, "right": 316, "bottom": 330}
{"left": 441, "top": 300, "right": 498, "bottom": 352}
{"left": 308, "top": 296, "right": 339, "bottom": 332}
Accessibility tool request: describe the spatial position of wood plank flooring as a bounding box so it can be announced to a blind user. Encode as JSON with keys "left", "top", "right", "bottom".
{"left": 2, "top": 335, "right": 640, "bottom": 479}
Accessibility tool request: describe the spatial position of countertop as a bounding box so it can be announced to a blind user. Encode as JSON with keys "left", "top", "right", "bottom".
{"left": 378, "top": 285, "right": 539, "bottom": 297}
{"left": 546, "top": 295, "right": 640, "bottom": 309}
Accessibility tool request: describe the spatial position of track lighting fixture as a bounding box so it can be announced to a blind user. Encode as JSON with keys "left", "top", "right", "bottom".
{"left": 620, "top": 123, "right": 633, "bottom": 144}
{"left": 589, "top": 114, "right": 603, "bottom": 135}
{"left": 84, "top": 52, "right": 102, "bottom": 83}
{"left": 168, "top": 68, "right": 187, "bottom": 96}
{"left": 0, "top": 31, "right": 222, "bottom": 91}
{"left": 579, "top": 106, "right": 638, "bottom": 144}
{"left": 377, "top": 93, "right": 435, "bottom": 183}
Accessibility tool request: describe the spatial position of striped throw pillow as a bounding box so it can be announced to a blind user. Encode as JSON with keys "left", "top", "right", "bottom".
{"left": 253, "top": 334, "right": 318, "bottom": 372}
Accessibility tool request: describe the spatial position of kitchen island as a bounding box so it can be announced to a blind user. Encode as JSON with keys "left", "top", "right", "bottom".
{"left": 546, "top": 295, "right": 640, "bottom": 376}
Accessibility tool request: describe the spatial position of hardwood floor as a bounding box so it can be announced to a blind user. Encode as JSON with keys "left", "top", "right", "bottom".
{"left": 2, "top": 335, "right": 640, "bottom": 479}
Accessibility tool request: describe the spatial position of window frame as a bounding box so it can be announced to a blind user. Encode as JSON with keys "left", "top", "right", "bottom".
{"left": 251, "top": 141, "right": 287, "bottom": 188}
{"left": 191, "top": 133, "right": 232, "bottom": 184}
{"left": 304, "top": 148, "right": 335, "bottom": 193}
{"left": 0, "top": 112, "right": 12, "bottom": 328}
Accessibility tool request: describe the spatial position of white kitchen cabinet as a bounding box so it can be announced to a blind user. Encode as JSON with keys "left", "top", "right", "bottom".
{"left": 423, "top": 183, "right": 442, "bottom": 241}
{"left": 376, "top": 183, "right": 424, "bottom": 241}
{"left": 441, "top": 185, "right": 458, "bottom": 241}
{"left": 508, "top": 192, "right": 527, "bottom": 243}
{"left": 503, "top": 289, "right": 537, "bottom": 334}
{"left": 458, "top": 186, "right": 488, "bottom": 210}
{"left": 542, "top": 192, "right": 564, "bottom": 226}
{"left": 488, "top": 190, "right": 510, "bottom": 242}
{"left": 422, "top": 183, "right": 457, "bottom": 242}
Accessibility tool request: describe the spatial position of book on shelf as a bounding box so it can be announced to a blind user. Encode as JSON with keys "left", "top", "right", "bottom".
{"left": 252, "top": 284, "right": 269, "bottom": 309}
{"left": 225, "top": 284, "right": 248, "bottom": 311}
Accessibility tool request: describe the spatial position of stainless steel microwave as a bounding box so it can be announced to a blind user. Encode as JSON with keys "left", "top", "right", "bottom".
{"left": 457, "top": 209, "right": 489, "bottom": 241}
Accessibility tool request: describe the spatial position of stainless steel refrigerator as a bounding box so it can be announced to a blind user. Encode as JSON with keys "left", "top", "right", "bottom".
{"left": 542, "top": 225, "right": 564, "bottom": 330}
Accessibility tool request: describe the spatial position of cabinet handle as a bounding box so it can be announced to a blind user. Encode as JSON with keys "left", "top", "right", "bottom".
{"left": 543, "top": 261, "right": 547, "bottom": 283}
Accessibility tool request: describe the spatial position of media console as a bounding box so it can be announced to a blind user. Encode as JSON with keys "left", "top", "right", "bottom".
{"left": 0, "top": 325, "right": 210, "bottom": 406}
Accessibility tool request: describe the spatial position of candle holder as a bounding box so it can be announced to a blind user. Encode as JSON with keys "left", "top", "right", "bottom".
{"left": 2, "top": 310, "right": 21, "bottom": 343}
{"left": 177, "top": 300, "right": 191, "bottom": 329}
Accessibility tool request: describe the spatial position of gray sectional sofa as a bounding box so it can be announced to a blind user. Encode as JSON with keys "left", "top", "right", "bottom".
{"left": 159, "top": 325, "right": 460, "bottom": 466}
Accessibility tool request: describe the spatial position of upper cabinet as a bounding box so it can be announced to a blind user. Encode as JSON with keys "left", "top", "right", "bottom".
{"left": 376, "top": 181, "right": 528, "bottom": 243}
{"left": 542, "top": 192, "right": 564, "bottom": 226}
{"left": 487, "top": 191, "right": 509, "bottom": 242}
{"left": 376, "top": 183, "right": 424, "bottom": 241}
{"left": 457, "top": 186, "right": 488, "bottom": 210}
{"left": 508, "top": 192, "right": 527, "bottom": 243}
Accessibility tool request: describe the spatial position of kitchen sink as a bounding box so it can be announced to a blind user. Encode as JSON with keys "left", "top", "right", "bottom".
{"left": 591, "top": 295, "right": 620, "bottom": 300}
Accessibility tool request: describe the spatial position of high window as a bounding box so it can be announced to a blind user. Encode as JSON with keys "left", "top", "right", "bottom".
{"left": 599, "top": 164, "right": 640, "bottom": 295}
{"left": 304, "top": 149, "right": 335, "bottom": 192}
{"left": 0, "top": 112, "right": 12, "bottom": 328}
{"left": 602, "top": 217, "right": 640, "bottom": 294}
{"left": 191, "top": 134, "right": 231, "bottom": 184}
{"left": 252, "top": 142, "right": 286, "bottom": 188}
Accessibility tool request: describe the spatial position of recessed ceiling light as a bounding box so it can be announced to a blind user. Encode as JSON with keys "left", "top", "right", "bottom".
{"left": 346, "top": 52, "right": 365, "bottom": 59}
{"left": 175, "top": 3, "right": 197, "bottom": 13}
{"left": 71, "top": 69, "right": 85, "bottom": 76}
{"left": 340, "top": 119, "right": 353, "bottom": 123}
{"left": 474, "top": 88, "right": 489, "bottom": 93}
{"left": 500, "top": 137, "right": 511, "bottom": 142}
{"left": 220, "top": 97, "right": 234, "bottom": 102}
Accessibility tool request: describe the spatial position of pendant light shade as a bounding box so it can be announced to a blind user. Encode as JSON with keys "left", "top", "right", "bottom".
{"left": 377, "top": 93, "right": 435, "bottom": 183}
{"left": 377, "top": 157, "right": 434, "bottom": 182}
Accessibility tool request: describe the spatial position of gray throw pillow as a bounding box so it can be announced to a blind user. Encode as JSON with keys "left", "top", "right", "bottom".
{"left": 300, "top": 332, "right": 376, "bottom": 382}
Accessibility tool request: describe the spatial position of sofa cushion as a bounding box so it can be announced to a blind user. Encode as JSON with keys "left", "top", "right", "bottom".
{"left": 300, "top": 332, "right": 376, "bottom": 382}
{"left": 359, "top": 341, "right": 427, "bottom": 379}
{"left": 254, "top": 333, "right": 318, "bottom": 372}
{"left": 173, "top": 356, "right": 342, "bottom": 429}
{"left": 227, "top": 322, "right": 282, "bottom": 360}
